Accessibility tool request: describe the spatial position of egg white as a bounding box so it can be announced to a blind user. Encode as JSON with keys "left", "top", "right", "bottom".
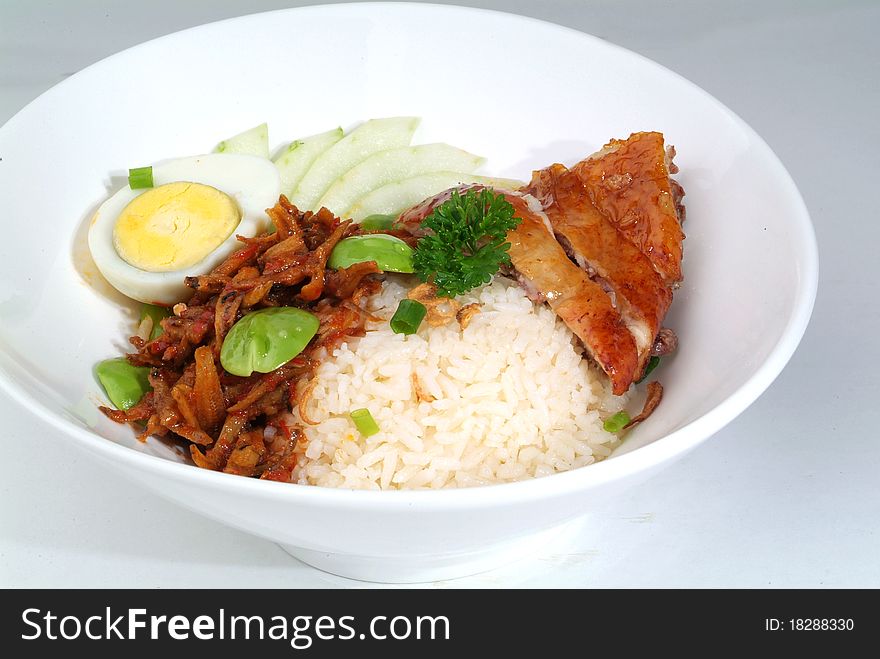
{"left": 88, "top": 153, "right": 281, "bottom": 304}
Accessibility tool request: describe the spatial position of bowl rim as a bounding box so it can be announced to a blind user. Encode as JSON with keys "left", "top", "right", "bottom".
{"left": 0, "top": 1, "right": 818, "bottom": 508}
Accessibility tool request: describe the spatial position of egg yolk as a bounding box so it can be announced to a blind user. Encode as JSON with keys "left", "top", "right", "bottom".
{"left": 113, "top": 182, "right": 240, "bottom": 272}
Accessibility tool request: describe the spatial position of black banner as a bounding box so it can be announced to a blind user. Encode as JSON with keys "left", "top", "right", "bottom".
{"left": 1, "top": 589, "right": 872, "bottom": 655}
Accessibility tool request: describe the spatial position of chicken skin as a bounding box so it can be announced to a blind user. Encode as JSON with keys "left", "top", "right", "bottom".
{"left": 395, "top": 131, "right": 685, "bottom": 395}
{"left": 526, "top": 163, "right": 672, "bottom": 370}
{"left": 573, "top": 132, "right": 685, "bottom": 285}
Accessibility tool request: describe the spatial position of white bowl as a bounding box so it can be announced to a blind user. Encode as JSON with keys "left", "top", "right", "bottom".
{"left": 0, "top": 3, "right": 817, "bottom": 582}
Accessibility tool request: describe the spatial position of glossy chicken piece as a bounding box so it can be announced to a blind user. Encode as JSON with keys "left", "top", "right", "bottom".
{"left": 397, "top": 186, "right": 639, "bottom": 394}
{"left": 573, "top": 132, "right": 685, "bottom": 284}
{"left": 526, "top": 164, "right": 672, "bottom": 366}
{"left": 503, "top": 194, "right": 639, "bottom": 394}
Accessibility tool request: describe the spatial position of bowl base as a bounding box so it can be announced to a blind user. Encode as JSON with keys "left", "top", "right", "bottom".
{"left": 278, "top": 518, "right": 582, "bottom": 583}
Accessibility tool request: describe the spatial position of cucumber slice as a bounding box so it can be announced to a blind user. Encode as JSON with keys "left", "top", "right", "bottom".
{"left": 317, "top": 143, "right": 485, "bottom": 217}
{"left": 290, "top": 117, "right": 420, "bottom": 211}
{"left": 214, "top": 123, "right": 269, "bottom": 158}
{"left": 273, "top": 127, "right": 344, "bottom": 198}
{"left": 348, "top": 172, "right": 526, "bottom": 221}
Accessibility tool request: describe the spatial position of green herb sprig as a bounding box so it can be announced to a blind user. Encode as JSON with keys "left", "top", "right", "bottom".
{"left": 412, "top": 188, "right": 521, "bottom": 298}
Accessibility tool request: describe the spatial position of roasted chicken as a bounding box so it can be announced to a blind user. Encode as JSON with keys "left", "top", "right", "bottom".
{"left": 573, "top": 132, "right": 685, "bottom": 285}
{"left": 502, "top": 193, "right": 641, "bottom": 394}
{"left": 526, "top": 162, "right": 672, "bottom": 373}
{"left": 399, "top": 188, "right": 640, "bottom": 394}
{"left": 398, "top": 131, "right": 685, "bottom": 395}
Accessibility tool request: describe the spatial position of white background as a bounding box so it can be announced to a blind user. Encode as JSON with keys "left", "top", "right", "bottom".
{"left": 1, "top": 0, "right": 877, "bottom": 588}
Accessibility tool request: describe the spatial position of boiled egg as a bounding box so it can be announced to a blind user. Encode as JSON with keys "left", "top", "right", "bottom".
{"left": 88, "top": 153, "right": 281, "bottom": 304}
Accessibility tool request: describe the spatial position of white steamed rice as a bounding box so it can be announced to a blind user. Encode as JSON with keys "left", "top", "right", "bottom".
{"left": 291, "top": 277, "right": 628, "bottom": 489}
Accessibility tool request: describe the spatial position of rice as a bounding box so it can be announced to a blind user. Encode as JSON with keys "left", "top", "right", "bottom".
{"left": 291, "top": 277, "right": 628, "bottom": 489}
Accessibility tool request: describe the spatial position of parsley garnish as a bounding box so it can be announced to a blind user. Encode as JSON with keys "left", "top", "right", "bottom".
{"left": 412, "top": 188, "right": 521, "bottom": 298}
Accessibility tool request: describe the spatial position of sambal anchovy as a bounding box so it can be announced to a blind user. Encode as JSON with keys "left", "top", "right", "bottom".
{"left": 100, "top": 196, "right": 383, "bottom": 480}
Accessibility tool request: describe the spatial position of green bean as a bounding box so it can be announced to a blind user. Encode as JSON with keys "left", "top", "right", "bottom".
{"left": 328, "top": 234, "right": 414, "bottom": 273}
{"left": 95, "top": 358, "right": 152, "bottom": 410}
{"left": 358, "top": 214, "right": 397, "bottom": 231}
{"left": 139, "top": 303, "right": 171, "bottom": 340}
{"left": 220, "top": 307, "right": 319, "bottom": 377}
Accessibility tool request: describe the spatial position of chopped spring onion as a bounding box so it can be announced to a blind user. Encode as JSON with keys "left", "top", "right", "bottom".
{"left": 350, "top": 408, "right": 380, "bottom": 437}
{"left": 603, "top": 410, "right": 631, "bottom": 434}
{"left": 128, "top": 166, "right": 154, "bottom": 189}
{"left": 359, "top": 214, "right": 397, "bottom": 231}
{"left": 635, "top": 356, "right": 661, "bottom": 384}
{"left": 390, "top": 299, "right": 427, "bottom": 335}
